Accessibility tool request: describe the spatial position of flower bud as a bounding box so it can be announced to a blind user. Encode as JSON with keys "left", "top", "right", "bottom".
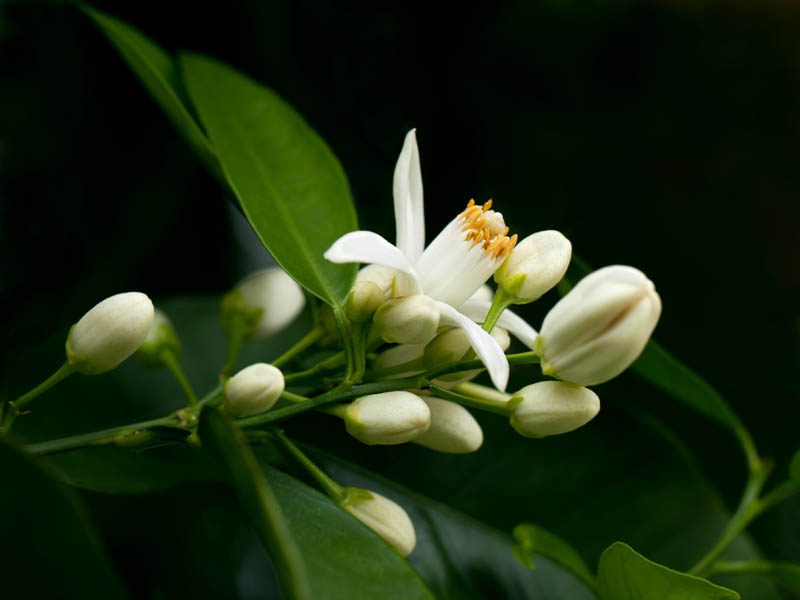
{"left": 340, "top": 487, "right": 416, "bottom": 556}
{"left": 536, "top": 265, "right": 661, "bottom": 385}
{"left": 224, "top": 363, "right": 284, "bottom": 417}
{"left": 509, "top": 381, "right": 600, "bottom": 438}
{"left": 494, "top": 231, "right": 572, "bottom": 303}
{"left": 221, "top": 269, "right": 305, "bottom": 341}
{"left": 372, "top": 344, "right": 425, "bottom": 379}
{"left": 135, "top": 309, "right": 180, "bottom": 367}
{"left": 356, "top": 264, "right": 396, "bottom": 299}
{"left": 344, "top": 391, "right": 430, "bottom": 445}
{"left": 424, "top": 327, "right": 511, "bottom": 388}
{"left": 413, "top": 395, "right": 483, "bottom": 454}
{"left": 373, "top": 295, "right": 439, "bottom": 345}
{"left": 345, "top": 280, "right": 385, "bottom": 323}
{"left": 66, "top": 292, "right": 154, "bottom": 375}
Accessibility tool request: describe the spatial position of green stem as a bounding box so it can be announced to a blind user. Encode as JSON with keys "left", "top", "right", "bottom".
{"left": 426, "top": 350, "right": 540, "bottom": 381}
{"left": 366, "top": 357, "right": 425, "bottom": 379}
{"left": 708, "top": 560, "right": 798, "bottom": 578}
{"left": 24, "top": 415, "right": 179, "bottom": 456}
{"left": 482, "top": 288, "right": 513, "bottom": 333}
{"left": 273, "top": 430, "right": 345, "bottom": 501}
{"left": 284, "top": 352, "right": 346, "bottom": 385}
{"left": 1, "top": 362, "right": 75, "bottom": 434}
{"left": 160, "top": 349, "right": 197, "bottom": 406}
{"left": 755, "top": 479, "right": 800, "bottom": 515}
{"left": 689, "top": 462, "right": 771, "bottom": 577}
{"left": 429, "top": 384, "right": 511, "bottom": 416}
{"left": 222, "top": 313, "right": 248, "bottom": 377}
{"left": 333, "top": 308, "right": 359, "bottom": 383}
{"left": 271, "top": 328, "right": 323, "bottom": 368}
{"left": 197, "top": 383, "right": 224, "bottom": 409}
{"left": 455, "top": 381, "right": 512, "bottom": 403}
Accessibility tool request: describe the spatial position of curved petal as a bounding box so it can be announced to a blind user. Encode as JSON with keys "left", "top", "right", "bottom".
{"left": 324, "top": 231, "right": 418, "bottom": 276}
{"left": 459, "top": 300, "right": 539, "bottom": 349}
{"left": 436, "top": 301, "right": 509, "bottom": 391}
{"left": 393, "top": 129, "right": 425, "bottom": 263}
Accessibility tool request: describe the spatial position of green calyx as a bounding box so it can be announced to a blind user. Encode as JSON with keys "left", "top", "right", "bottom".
{"left": 220, "top": 289, "right": 263, "bottom": 339}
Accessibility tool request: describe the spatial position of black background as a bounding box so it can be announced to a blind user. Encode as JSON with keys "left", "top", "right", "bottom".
{"left": 1, "top": 0, "right": 799, "bottom": 583}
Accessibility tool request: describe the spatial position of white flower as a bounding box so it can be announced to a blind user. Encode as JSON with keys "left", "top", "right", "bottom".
{"left": 67, "top": 292, "right": 154, "bottom": 375}
{"left": 413, "top": 394, "right": 483, "bottom": 454}
{"left": 509, "top": 381, "right": 600, "bottom": 438}
{"left": 340, "top": 488, "right": 417, "bottom": 556}
{"left": 494, "top": 230, "right": 572, "bottom": 302}
{"left": 224, "top": 363, "right": 285, "bottom": 417}
{"left": 325, "top": 130, "right": 520, "bottom": 390}
{"left": 536, "top": 265, "right": 661, "bottom": 385}
{"left": 344, "top": 391, "right": 431, "bottom": 445}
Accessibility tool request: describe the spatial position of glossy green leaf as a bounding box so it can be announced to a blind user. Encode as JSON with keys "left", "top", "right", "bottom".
{"left": 631, "top": 340, "right": 741, "bottom": 432}
{"left": 262, "top": 464, "right": 435, "bottom": 599}
{"left": 181, "top": 53, "right": 358, "bottom": 305}
{"left": 790, "top": 449, "right": 800, "bottom": 482}
{"left": 199, "top": 408, "right": 311, "bottom": 600}
{"left": 0, "top": 441, "right": 127, "bottom": 598}
{"left": 597, "top": 542, "right": 739, "bottom": 600}
{"left": 513, "top": 523, "right": 595, "bottom": 589}
{"left": 82, "top": 6, "right": 221, "bottom": 177}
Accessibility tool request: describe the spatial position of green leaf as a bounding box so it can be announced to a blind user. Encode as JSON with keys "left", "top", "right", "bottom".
{"left": 81, "top": 6, "right": 221, "bottom": 178}
{"left": 790, "top": 449, "right": 800, "bottom": 482}
{"left": 597, "top": 542, "right": 739, "bottom": 600}
{"left": 262, "top": 464, "right": 435, "bottom": 599}
{"left": 0, "top": 440, "right": 127, "bottom": 598}
{"left": 181, "top": 53, "right": 358, "bottom": 305}
{"left": 198, "top": 408, "right": 311, "bottom": 600}
{"left": 631, "top": 340, "right": 742, "bottom": 432}
{"left": 766, "top": 562, "right": 800, "bottom": 594}
{"left": 513, "top": 523, "right": 595, "bottom": 589}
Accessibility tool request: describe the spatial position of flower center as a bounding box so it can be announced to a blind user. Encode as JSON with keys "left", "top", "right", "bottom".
{"left": 458, "top": 199, "right": 518, "bottom": 259}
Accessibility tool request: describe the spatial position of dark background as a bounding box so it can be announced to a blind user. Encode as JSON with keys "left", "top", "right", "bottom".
{"left": 1, "top": 0, "right": 799, "bottom": 592}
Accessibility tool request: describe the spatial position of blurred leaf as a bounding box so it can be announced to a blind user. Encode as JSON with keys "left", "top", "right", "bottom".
{"left": 512, "top": 523, "right": 595, "bottom": 589}
{"left": 199, "top": 408, "right": 311, "bottom": 599}
{"left": 0, "top": 440, "right": 127, "bottom": 598}
{"left": 596, "top": 542, "right": 739, "bottom": 599}
{"left": 790, "top": 449, "right": 800, "bottom": 482}
{"left": 262, "top": 464, "right": 435, "bottom": 599}
{"left": 631, "top": 340, "right": 741, "bottom": 432}
{"left": 767, "top": 562, "right": 800, "bottom": 594}
{"left": 181, "top": 53, "right": 358, "bottom": 306}
{"left": 310, "top": 448, "right": 596, "bottom": 599}
{"left": 82, "top": 6, "right": 221, "bottom": 177}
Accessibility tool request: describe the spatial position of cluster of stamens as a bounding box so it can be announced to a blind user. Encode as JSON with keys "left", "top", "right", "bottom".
{"left": 459, "top": 199, "right": 518, "bottom": 259}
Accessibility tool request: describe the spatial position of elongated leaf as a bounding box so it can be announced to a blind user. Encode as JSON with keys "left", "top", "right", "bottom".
{"left": 631, "top": 340, "right": 741, "bottom": 431}
{"left": 513, "top": 523, "right": 595, "bottom": 590}
{"left": 0, "top": 441, "right": 127, "bottom": 598}
{"left": 262, "top": 465, "right": 434, "bottom": 599}
{"left": 82, "top": 7, "right": 220, "bottom": 177}
{"left": 597, "top": 542, "right": 739, "bottom": 600}
{"left": 199, "top": 408, "right": 311, "bottom": 600}
{"left": 181, "top": 54, "right": 358, "bottom": 305}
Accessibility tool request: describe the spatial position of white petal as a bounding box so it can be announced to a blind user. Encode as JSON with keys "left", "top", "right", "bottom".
{"left": 393, "top": 130, "right": 425, "bottom": 263}
{"left": 436, "top": 302, "right": 509, "bottom": 391}
{"left": 459, "top": 300, "right": 539, "bottom": 349}
{"left": 324, "top": 231, "right": 418, "bottom": 277}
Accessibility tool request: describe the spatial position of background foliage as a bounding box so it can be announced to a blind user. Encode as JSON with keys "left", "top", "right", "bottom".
{"left": 1, "top": 0, "right": 799, "bottom": 598}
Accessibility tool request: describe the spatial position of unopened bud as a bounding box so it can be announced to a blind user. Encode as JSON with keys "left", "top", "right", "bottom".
{"left": 344, "top": 391, "right": 430, "bottom": 445}
{"left": 66, "top": 292, "right": 154, "bottom": 375}
{"left": 345, "top": 281, "right": 385, "bottom": 323}
{"left": 340, "top": 487, "right": 416, "bottom": 556}
{"left": 224, "top": 363, "right": 284, "bottom": 417}
{"left": 221, "top": 269, "right": 305, "bottom": 341}
{"left": 509, "top": 381, "right": 600, "bottom": 438}
{"left": 372, "top": 344, "right": 425, "bottom": 379}
{"left": 537, "top": 265, "right": 661, "bottom": 385}
{"left": 494, "top": 231, "right": 572, "bottom": 303}
{"left": 135, "top": 309, "right": 180, "bottom": 367}
{"left": 356, "top": 264, "right": 396, "bottom": 298}
{"left": 373, "top": 295, "right": 439, "bottom": 345}
{"left": 425, "top": 327, "right": 510, "bottom": 388}
{"left": 413, "top": 395, "right": 483, "bottom": 454}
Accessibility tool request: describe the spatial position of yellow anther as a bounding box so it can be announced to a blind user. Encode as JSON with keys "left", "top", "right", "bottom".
{"left": 457, "top": 200, "right": 517, "bottom": 260}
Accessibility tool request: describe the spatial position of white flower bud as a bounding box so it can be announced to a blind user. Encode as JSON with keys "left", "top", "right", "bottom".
{"left": 135, "top": 309, "right": 180, "bottom": 367}
{"left": 356, "top": 264, "right": 396, "bottom": 299}
{"left": 373, "top": 295, "right": 440, "bottom": 345}
{"left": 222, "top": 269, "right": 306, "bottom": 341}
{"left": 340, "top": 488, "right": 416, "bottom": 556}
{"left": 372, "top": 344, "right": 425, "bottom": 379}
{"left": 536, "top": 265, "right": 661, "bottom": 385}
{"left": 66, "top": 292, "right": 154, "bottom": 375}
{"left": 224, "top": 363, "right": 284, "bottom": 417}
{"left": 345, "top": 280, "right": 385, "bottom": 323}
{"left": 494, "top": 231, "right": 572, "bottom": 302}
{"left": 344, "top": 391, "right": 430, "bottom": 445}
{"left": 509, "top": 381, "right": 600, "bottom": 438}
{"left": 413, "top": 395, "right": 483, "bottom": 454}
{"left": 425, "top": 327, "right": 510, "bottom": 389}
